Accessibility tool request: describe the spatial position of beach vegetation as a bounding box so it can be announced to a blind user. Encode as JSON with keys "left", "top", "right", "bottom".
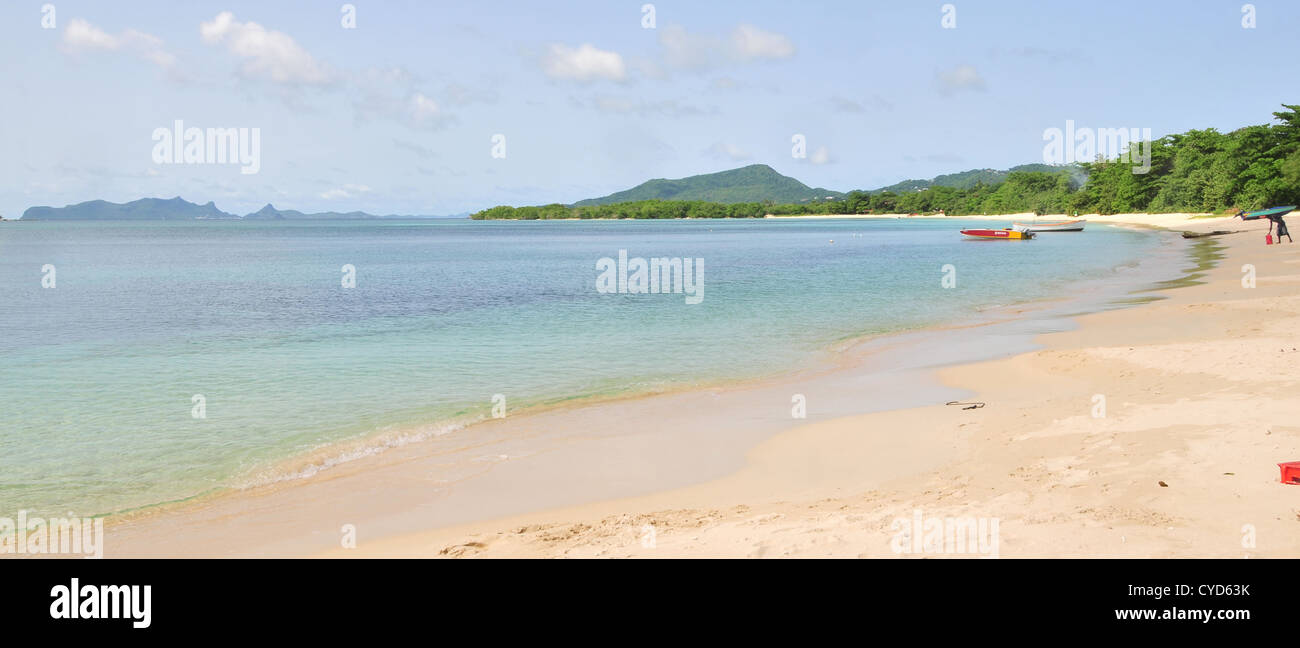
{"left": 474, "top": 105, "right": 1300, "bottom": 219}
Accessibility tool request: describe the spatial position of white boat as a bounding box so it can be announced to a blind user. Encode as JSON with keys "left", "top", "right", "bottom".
{"left": 1012, "top": 219, "right": 1086, "bottom": 232}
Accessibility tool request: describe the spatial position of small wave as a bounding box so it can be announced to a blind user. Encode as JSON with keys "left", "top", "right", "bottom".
{"left": 231, "top": 417, "right": 478, "bottom": 489}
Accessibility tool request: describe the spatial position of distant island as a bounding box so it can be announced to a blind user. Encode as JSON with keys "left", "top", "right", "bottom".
{"left": 23, "top": 197, "right": 236, "bottom": 221}
{"left": 475, "top": 104, "right": 1299, "bottom": 220}
{"left": 19, "top": 197, "right": 457, "bottom": 221}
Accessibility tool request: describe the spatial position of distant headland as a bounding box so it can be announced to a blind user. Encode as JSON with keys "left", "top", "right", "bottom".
{"left": 18, "top": 197, "right": 463, "bottom": 221}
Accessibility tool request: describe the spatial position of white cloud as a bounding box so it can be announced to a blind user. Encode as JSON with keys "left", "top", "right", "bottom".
{"left": 408, "top": 92, "right": 452, "bottom": 128}
{"left": 809, "top": 146, "right": 831, "bottom": 165}
{"left": 584, "top": 95, "right": 710, "bottom": 118}
{"left": 706, "top": 141, "right": 752, "bottom": 162}
{"left": 658, "top": 24, "right": 795, "bottom": 71}
{"left": 200, "top": 12, "right": 332, "bottom": 85}
{"left": 936, "top": 64, "right": 986, "bottom": 95}
{"left": 541, "top": 43, "right": 626, "bottom": 82}
{"left": 410, "top": 93, "right": 441, "bottom": 120}
{"left": 659, "top": 25, "right": 718, "bottom": 70}
{"left": 61, "top": 18, "right": 179, "bottom": 74}
{"left": 63, "top": 19, "right": 117, "bottom": 49}
{"left": 320, "top": 184, "right": 371, "bottom": 200}
{"left": 348, "top": 67, "right": 455, "bottom": 130}
{"left": 729, "top": 24, "right": 795, "bottom": 61}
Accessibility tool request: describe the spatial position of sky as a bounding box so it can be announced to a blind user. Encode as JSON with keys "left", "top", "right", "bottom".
{"left": 1, "top": 0, "right": 1297, "bottom": 218}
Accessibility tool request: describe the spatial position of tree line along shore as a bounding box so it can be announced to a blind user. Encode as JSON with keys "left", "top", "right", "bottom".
{"left": 472, "top": 105, "right": 1300, "bottom": 220}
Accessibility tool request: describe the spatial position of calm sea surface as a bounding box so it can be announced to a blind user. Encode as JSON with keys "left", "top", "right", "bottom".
{"left": 0, "top": 218, "right": 1167, "bottom": 517}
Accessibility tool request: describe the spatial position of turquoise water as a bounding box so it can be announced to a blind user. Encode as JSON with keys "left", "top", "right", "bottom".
{"left": 0, "top": 218, "right": 1162, "bottom": 517}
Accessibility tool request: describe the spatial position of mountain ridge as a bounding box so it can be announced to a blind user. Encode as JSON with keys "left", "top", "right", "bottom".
{"left": 572, "top": 164, "right": 844, "bottom": 206}
{"left": 21, "top": 197, "right": 235, "bottom": 221}
{"left": 871, "top": 164, "right": 1086, "bottom": 193}
{"left": 17, "top": 163, "right": 1084, "bottom": 220}
{"left": 20, "top": 198, "right": 445, "bottom": 220}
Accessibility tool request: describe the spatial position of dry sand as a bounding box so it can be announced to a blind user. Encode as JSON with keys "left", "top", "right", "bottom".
{"left": 103, "top": 212, "right": 1300, "bottom": 558}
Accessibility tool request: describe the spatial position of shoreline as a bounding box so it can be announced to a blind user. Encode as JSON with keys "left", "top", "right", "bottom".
{"left": 205, "top": 222, "right": 1168, "bottom": 504}
{"left": 765, "top": 211, "right": 1220, "bottom": 226}
{"left": 89, "top": 214, "right": 1233, "bottom": 557}
{"left": 462, "top": 211, "right": 1222, "bottom": 223}
{"left": 93, "top": 288, "right": 1086, "bottom": 555}
{"left": 342, "top": 211, "right": 1300, "bottom": 558}
{"left": 82, "top": 218, "right": 1156, "bottom": 523}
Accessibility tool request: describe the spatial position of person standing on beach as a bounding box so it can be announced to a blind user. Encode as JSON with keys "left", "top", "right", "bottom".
{"left": 1270, "top": 214, "right": 1293, "bottom": 243}
{"left": 1235, "top": 208, "right": 1293, "bottom": 244}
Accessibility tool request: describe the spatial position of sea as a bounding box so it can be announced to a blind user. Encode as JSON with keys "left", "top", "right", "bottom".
{"left": 0, "top": 217, "right": 1184, "bottom": 518}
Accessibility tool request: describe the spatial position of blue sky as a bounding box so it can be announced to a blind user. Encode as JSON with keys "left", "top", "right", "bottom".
{"left": 2, "top": 0, "right": 1297, "bottom": 217}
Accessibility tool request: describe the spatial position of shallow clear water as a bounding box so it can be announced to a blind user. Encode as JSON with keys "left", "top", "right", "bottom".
{"left": 0, "top": 218, "right": 1162, "bottom": 517}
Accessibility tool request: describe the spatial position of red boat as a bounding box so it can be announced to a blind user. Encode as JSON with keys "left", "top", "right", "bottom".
{"left": 960, "top": 228, "right": 1035, "bottom": 240}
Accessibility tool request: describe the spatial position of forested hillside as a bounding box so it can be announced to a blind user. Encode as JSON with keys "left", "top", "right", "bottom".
{"left": 474, "top": 105, "right": 1299, "bottom": 219}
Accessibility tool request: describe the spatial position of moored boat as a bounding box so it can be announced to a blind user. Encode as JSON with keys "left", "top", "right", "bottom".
{"left": 1012, "top": 219, "right": 1086, "bottom": 232}
{"left": 960, "top": 228, "right": 1035, "bottom": 240}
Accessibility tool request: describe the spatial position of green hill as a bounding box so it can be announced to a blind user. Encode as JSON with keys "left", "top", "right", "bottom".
{"left": 872, "top": 164, "right": 1086, "bottom": 193}
{"left": 573, "top": 164, "right": 844, "bottom": 206}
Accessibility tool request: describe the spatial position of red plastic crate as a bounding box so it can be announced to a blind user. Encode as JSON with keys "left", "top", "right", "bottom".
{"left": 1280, "top": 462, "right": 1300, "bottom": 485}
